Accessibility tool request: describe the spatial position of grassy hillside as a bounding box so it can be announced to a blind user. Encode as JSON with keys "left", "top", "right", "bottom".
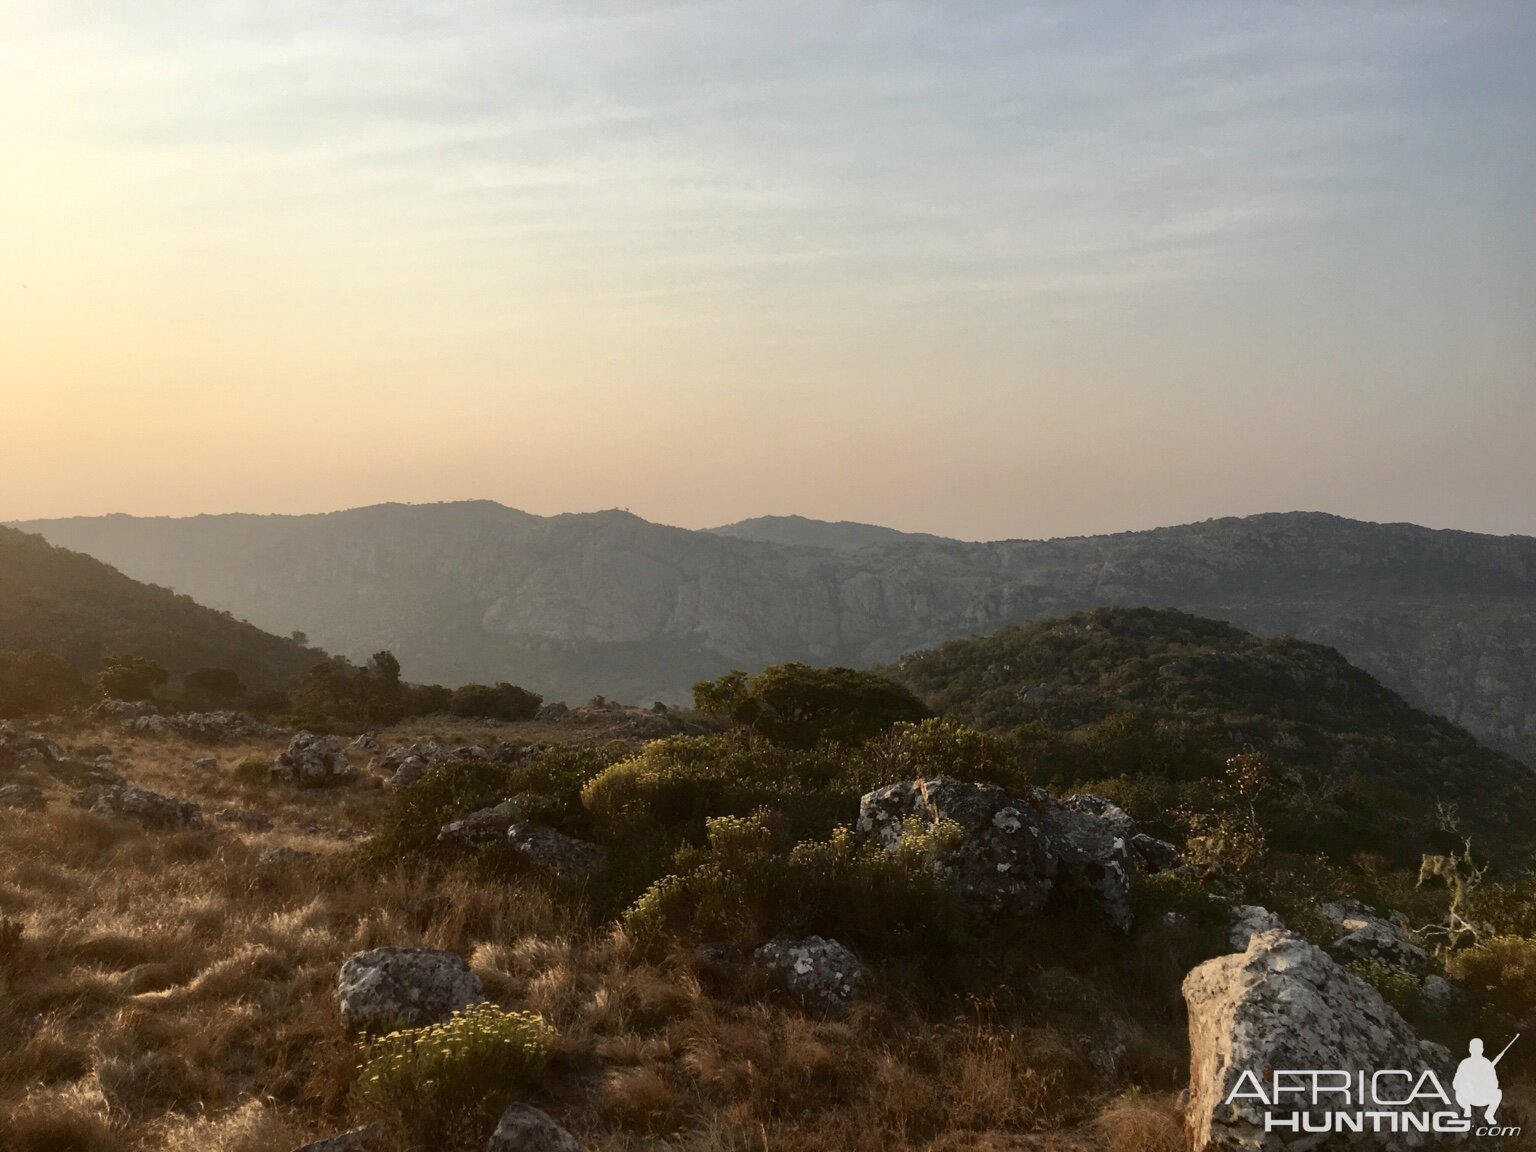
{"left": 0, "top": 526, "right": 319, "bottom": 691}
{"left": 887, "top": 607, "right": 1536, "bottom": 866}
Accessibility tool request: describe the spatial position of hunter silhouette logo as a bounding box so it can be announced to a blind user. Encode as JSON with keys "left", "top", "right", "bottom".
{"left": 1455, "top": 1034, "right": 1518, "bottom": 1124}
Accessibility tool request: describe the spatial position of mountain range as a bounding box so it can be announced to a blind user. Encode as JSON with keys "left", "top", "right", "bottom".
{"left": 12, "top": 502, "right": 1536, "bottom": 763}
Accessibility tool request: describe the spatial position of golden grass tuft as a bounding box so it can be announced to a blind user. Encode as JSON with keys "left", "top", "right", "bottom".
{"left": 1093, "top": 1089, "right": 1186, "bottom": 1152}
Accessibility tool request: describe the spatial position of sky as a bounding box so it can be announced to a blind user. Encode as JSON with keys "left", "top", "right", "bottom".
{"left": 2, "top": 2, "right": 1533, "bottom": 541}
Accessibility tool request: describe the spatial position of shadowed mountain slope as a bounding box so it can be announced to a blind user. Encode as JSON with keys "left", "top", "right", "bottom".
{"left": 0, "top": 525, "right": 320, "bottom": 688}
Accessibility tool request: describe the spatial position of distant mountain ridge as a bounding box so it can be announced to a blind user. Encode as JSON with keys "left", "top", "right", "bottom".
{"left": 709, "top": 515, "right": 952, "bottom": 551}
{"left": 13, "top": 503, "right": 1536, "bottom": 763}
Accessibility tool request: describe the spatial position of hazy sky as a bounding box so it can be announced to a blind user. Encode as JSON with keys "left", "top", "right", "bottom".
{"left": 3, "top": 2, "right": 1533, "bottom": 540}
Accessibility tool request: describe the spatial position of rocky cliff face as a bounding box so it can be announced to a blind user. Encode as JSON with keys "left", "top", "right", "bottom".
{"left": 14, "top": 505, "right": 1536, "bottom": 763}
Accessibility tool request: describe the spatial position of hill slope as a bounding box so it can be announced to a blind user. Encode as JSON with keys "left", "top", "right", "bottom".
{"left": 14, "top": 504, "right": 1536, "bottom": 763}
{"left": 0, "top": 525, "right": 320, "bottom": 689}
{"left": 887, "top": 607, "right": 1536, "bottom": 864}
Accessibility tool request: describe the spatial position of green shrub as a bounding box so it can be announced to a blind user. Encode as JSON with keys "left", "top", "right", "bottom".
{"left": 623, "top": 814, "right": 960, "bottom": 959}
{"left": 693, "top": 662, "right": 928, "bottom": 748}
{"left": 97, "top": 654, "right": 168, "bottom": 702}
{"left": 1347, "top": 958, "right": 1422, "bottom": 1015}
{"left": 351, "top": 1002, "right": 551, "bottom": 1145}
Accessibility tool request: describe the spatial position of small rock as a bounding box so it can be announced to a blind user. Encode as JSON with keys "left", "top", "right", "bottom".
{"left": 72, "top": 783, "right": 203, "bottom": 830}
{"left": 752, "top": 936, "right": 863, "bottom": 1013}
{"left": 694, "top": 941, "right": 747, "bottom": 972}
{"left": 350, "top": 733, "right": 381, "bottom": 754}
{"left": 257, "top": 846, "right": 317, "bottom": 868}
{"left": 486, "top": 1104, "right": 581, "bottom": 1152}
{"left": 217, "top": 807, "right": 273, "bottom": 831}
{"left": 193, "top": 756, "right": 218, "bottom": 771}
{"left": 1227, "top": 905, "right": 1284, "bottom": 951}
{"left": 0, "top": 783, "right": 46, "bottom": 810}
{"left": 337, "top": 946, "right": 485, "bottom": 1033}
{"left": 507, "top": 823, "right": 607, "bottom": 876}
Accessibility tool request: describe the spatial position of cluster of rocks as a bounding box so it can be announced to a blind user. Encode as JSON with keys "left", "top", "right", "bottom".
{"left": 0, "top": 720, "right": 65, "bottom": 767}
{"left": 119, "top": 709, "right": 280, "bottom": 742}
{"left": 271, "top": 732, "right": 353, "bottom": 786}
{"left": 71, "top": 782, "right": 204, "bottom": 830}
{"left": 856, "top": 778, "right": 1178, "bottom": 931}
{"left": 433, "top": 798, "right": 609, "bottom": 877}
{"left": 368, "top": 739, "right": 548, "bottom": 791}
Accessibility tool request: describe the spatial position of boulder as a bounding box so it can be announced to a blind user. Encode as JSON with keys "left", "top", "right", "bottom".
{"left": 1419, "top": 974, "right": 1465, "bottom": 1015}
{"left": 1317, "top": 899, "right": 1430, "bottom": 975}
{"left": 72, "top": 783, "right": 203, "bottom": 830}
{"left": 856, "top": 777, "right": 1135, "bottom": 929}
{"left": 272, "top": 732, "right": 352, "bottom": 786}
{"left": 291, "top": 1127, "right": 382, "bottom": 1152}
{"left": 1183, "top": 929, "right": 1452, "bottom": 1151}
{"left": 350, "top": 733, "right": 381, "bottom": 754}
{"left": 1227, "top": 905, "right": 1284, "bottom": 951}
{"left": 0, "top": 783, "right": 45, "bottom": 810}
{"left": 1131, "top": 832, "right": 1182, "bottom": 873}
{"left": 753, "top": 936, "right": 863, "bottom": 1014}
{"left": 535, "top": 701, "right": 569, "bottom": 722}
{"left": 437, "top": 799, "right": 529, "bottom": 846}
{"left": 216, "top": 807, "right": 273, "bottom": 831}
{"left": 337, "top": 946, "right": 485, "bottom": 1033}
{"left": 373, "top": 741, "right": 448, "bottom": 790}
{"left": 486, "top": 1104, "right": 581, "bottom": 1152}
{"left": 507, "top": 823, "right": 607, "bottom": 876}
{"left": 257, "top": 845, "right": 317, "bottom": 869}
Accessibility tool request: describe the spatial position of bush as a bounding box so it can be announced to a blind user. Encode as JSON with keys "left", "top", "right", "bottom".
{"left": 351, "top": 1002, "right": 551, "bottom": 1146}
{"left": 623, "top": 813, "right": 961, "bottom": 959}
{"left": 693, "top": 663, "right": 928, "bottom": 748}
{"left": 448, "top": 682, "right": 542, "bottom": 722}
{"left": 1446, "top": 935, "right": 1536, "bottom": 1020}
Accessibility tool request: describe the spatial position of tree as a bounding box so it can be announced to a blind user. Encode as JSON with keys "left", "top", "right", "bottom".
{"left": 290, "top": 630, "right": 309, "bottom": 645}
{"left": 448, "top": 682, "right": 542, "bottom": 722}
{"left": 370, "top": 651, "right": 402, "bottom": 699}
{"left": 182, "top": 666, "right": 245, "bottom": 708}
{"left": 0, "top": 650, "right": 87, "bottom": 717}
{"left": 97, "top": 655, "right": 169, "bottom": 702}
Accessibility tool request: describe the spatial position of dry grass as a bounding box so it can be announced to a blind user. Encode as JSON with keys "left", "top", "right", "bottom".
{"left": 0, "top": 721, "right": 1138, "bottom": 1152}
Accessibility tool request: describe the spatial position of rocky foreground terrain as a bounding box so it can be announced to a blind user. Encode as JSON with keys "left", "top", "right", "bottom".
{"left": 16, "top": 504, "right": 1536, "bottom": 763}
{"left": 2, "top": 694, "right": 1525, "bottom": 1151}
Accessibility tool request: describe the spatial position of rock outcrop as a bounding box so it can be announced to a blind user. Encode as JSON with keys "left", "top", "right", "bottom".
{"left": 437, "top": 799, "right": 528, "bottom": 847}
{"left": 337, "top": 947, "right": 485, "bottom": 1033}
{"left": 1317, "top": 899, "right": 1430, "bottom": 975}
{"left": 855, "top": 777, "right": 1134, "bottom": 929}
{"left": 1183, "top": 929, "right": 1452, "bottom": 1151}
{"left": 272, "top": 732, "right": 352, "bottom": 786}
{"left": 753, "top": 936, "right": 863, "bottom": 1014}
{"left": 1227, "top": 905, "right": 1284, "bottom": 951}
{"left": 72, "top": 783, "right": 204, "bottom": 830}
{"left": 486, "top": 1104, "right": 581, "bottom": 1152}
{"left": 507, "top": 823, "right": 607, "bottom": 876}
{"left": 121, "top": 710, "right": 279, "bottom": 742}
